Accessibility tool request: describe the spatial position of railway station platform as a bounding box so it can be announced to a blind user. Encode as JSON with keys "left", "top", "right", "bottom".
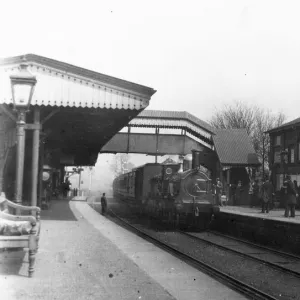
{"left": 220, "top": 205, "right": 300, "bottom": 224}
{"left": 213, "top": 205, "right": 300, "bottom": 255}
{"left": 0, "top": 199, "right": 244, "bottom": 300}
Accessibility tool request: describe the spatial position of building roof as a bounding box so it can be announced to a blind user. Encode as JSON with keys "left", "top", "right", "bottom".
{"left": 129, "top": 109, "right": 215, "bottom": 147}
{"left": 0, "top": 53, "right": 156, "bottom": 98}
{"left": 267, "top": 117, "right": 300, "bottom": 133}
{"left": 137, "top": 110, "right": 215, "bottom": 134}
{"left": 0, "top": 54, "right": 155, "bottom": 110}
{"left": 212, "top": 128, "right": 260, "bottom": 167}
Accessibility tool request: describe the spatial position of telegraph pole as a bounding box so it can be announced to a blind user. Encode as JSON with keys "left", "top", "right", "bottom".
{"left": 262, "top": 134, "right": 265, "bottom": 179}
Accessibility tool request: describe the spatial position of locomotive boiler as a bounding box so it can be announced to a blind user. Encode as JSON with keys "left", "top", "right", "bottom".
{"left": 113, "top": 150, "right": 219, "bottom": 229}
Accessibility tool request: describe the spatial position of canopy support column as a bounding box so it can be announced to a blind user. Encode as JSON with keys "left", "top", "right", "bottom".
{"left": 31, "top": 107, "right": 41, "bottom": 208}
{"left": 15, "top": 111, "right": 26, "bottom": 206}
{"left": 38, "top": 134, "right": 45, "bottom": 207}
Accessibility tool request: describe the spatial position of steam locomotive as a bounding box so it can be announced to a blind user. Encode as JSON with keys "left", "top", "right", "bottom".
{"left": 113, "top": 150, "right": 220, "bottom": 228}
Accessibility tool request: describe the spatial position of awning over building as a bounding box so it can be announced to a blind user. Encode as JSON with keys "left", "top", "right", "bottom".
{"left": 0, "top": 54, "right": 156, "bottom": 110}
{"left": 212, "top": 128, "right": 260, "bottom": 167}
{"left": 0, "top": 54, "right": 156, "bottom": 166}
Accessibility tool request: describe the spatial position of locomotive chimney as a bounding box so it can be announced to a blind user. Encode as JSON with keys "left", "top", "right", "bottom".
{"left": 192, "top": 149, "right": 201, "bottom": 169}
{"left": 178, "top": 155, "right": 184, "bottom": 173}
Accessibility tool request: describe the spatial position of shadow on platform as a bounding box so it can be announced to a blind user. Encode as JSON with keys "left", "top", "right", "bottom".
{"left": 0, "top": 249, "right": 27, "bottom": 277}
{"left": 41, "top": 200, "right": 78, "bottom": 221}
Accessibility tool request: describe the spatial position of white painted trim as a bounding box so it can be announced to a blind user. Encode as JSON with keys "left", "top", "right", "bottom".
{"left": 0, "top": 64, "right": 150, "bottom": 110}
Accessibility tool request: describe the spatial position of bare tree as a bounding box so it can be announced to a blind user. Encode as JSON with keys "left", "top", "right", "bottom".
{"left": 210, "top": 101, "right": 257, "bottom": 135}
{"left": 210, "top": 100, "right": 286, "bottom": 170}
{"left": 109, "top": 153, "right": 135, "bottom": 177}
{"left": 252, "top": 109, "right": 286, "bottom": 170}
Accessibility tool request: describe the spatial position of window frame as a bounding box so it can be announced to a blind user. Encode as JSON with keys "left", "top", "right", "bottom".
{"left": 273, "top": 147, "right": 281, "bottom": 164}
{"left": 274, "top": 135, "right": 281, "bottom": 146}
{"left": 288, "top": 145, "right": 295, "bottom": 164}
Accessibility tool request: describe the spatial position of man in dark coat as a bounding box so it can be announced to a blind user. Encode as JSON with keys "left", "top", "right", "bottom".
{"left": 215, "top": 178, "right": 223, "bottom": 206}
{"left": 101, "top": 193, "right": 108, "bottom": 215}
{"left": 235, "top": 181, "right": 243, "bottom": 206}
{"left": 283, "top": 175, "right": 298, "bottom": 218}
{"left": 261, "top": 176, "right": 274, "bottom": 213}
{"left": 229, "top": 183, "right": 237, "bottom": 205}
{"left": 293, "top": 180, "right": 300, "bottom": 209}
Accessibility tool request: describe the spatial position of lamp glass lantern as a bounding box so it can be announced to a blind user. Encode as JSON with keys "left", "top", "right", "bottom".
{"left": 10, "top": 64, "right": 37, "bottom": 110}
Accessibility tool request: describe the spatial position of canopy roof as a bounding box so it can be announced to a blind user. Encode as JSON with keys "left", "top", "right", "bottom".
{"left": 134, "top": 110, "right": 215, "bottom": 133}
{"left": 0, "top": 54, "right": 156, "bottom": 166}
{"left": 0, "top": 54, "right": 156, "bottom": 110}
{"left": 212, "top": 128, "right": 260, "bottom": 167}
{"left": 129, "top": 110, "right": 214, "bottom": 147}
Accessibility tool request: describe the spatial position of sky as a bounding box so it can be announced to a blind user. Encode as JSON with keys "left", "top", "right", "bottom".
{"left": 2, "top": 0, "right": 300, "bottom": 191}
{"left": 1, "top": 0, "right": 300, "bottom": 122}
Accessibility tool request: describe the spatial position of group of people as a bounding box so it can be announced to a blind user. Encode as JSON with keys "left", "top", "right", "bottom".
{"left": 61, "top": 178, "right": 71, "bottom": 198}
{"left": 214, "top": 175, "right": 299, "bottom": 218}
{"left": 214, "top": 178, "right": 245, "bottom": 207}
{"left": 250, "top": 175, "right": 299, "bottom": 217}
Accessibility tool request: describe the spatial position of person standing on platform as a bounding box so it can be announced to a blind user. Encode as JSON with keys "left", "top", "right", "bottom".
{"left": 248, "top": 180, "right": 254, "bottom": 207}
{"left": 283, "top": 175, "right": 298, "bottom": 218}
{"left": 261, "top": 176, "right": 274, "bottom": 214}
{"left": 235, "top": 181, "right": 243, "bottom": 205}
{"left": 230, "top": 183, "right": 237, "bottom": 205}
{"left": 293, "top": 180, "right": 299, "bottom": 208}
{"left": 62, "top": 178, "right": 71, "bottom": 199}
{"left": 251, "top": 180, "right": 259, "bottom": 208}
{"left": 215, "top": 178, "right": 223, "bottom": 206}
{"left": 101, "top": 193, "right": 108, "bottom": 215}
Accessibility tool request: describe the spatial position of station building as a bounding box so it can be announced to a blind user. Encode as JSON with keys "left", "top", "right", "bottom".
{"left": 268, "top": 117, "right": 300, "bottom": 192}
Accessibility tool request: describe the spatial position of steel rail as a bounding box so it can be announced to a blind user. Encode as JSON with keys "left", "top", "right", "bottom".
{"left": 207, "top": 230, "right": 300, "bottom": 261}
{"left": 180, "top": 231, "right": 300, "bottom": 279}
{"left": 108, "top": 209, "right": 277, "bottom": 300}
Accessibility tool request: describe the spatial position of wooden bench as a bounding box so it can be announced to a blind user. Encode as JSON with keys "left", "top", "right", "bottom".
{"left": 0, "top": 193, "right": 41, "bottom": 277}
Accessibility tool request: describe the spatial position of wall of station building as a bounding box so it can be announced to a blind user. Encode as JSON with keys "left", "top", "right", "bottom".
{"left": 270, "top": 126, "right": 300, "bottom": 191}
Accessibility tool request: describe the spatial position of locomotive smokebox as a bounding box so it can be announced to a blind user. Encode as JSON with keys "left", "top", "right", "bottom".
{"left": 192, "top": 149, "right": 202, "bottom": 169}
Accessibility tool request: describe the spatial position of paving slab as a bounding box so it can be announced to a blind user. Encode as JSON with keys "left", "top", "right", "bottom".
{"left": 0, "top": 200, "right": 245, "bottom": 300}
{"left": 0, "top": 200, "right": 174, "bottom": 300}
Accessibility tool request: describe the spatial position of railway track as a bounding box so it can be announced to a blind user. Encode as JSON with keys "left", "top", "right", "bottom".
{"left": 108, "top": 208, "right": 277, "bottom": 300}
{"left": 180, "top": 230, "right": 300, "bottom": 279}
{"left": 207, "top": 229, "right": 300, "bottom": 261}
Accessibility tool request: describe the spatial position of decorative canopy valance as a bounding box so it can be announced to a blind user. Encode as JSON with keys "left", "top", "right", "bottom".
{"left": 0, "top": 54, "right": 156, "bottom": 110}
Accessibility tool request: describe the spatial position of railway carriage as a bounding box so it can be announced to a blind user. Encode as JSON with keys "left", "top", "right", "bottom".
{"left": 113, "top": 150, "right": 220, "bottom": 229}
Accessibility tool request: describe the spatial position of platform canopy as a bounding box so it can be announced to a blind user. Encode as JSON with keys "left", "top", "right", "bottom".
{"left": 0, "top": 54, "right": 156, "bottom": 166}
{"left": 212, "top": 129, "right": 261, "bottom": 168}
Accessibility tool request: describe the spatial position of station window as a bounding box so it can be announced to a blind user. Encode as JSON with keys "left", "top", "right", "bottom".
{"left": 274, "top": 135, "right": 281, "bottom": 146}
{"left": 289, "top": 146, "right": 295, "bottom": 163}
{"left": 273, "top": 148, "right": 281, "bottom": 164}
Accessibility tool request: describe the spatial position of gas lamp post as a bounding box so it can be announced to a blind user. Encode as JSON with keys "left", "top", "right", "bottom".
{"left": 10, "top": 64, "right": 37, "bottom": 205}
